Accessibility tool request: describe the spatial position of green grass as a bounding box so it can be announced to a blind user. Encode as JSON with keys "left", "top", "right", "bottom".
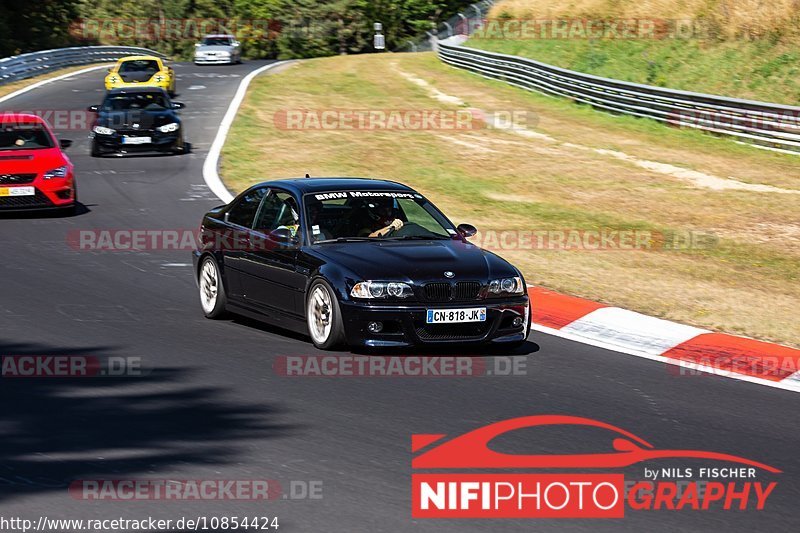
{"left": 466, "top": 37, "right": 800, "bottom": 104}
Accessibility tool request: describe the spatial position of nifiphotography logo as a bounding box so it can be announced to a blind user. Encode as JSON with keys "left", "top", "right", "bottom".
{"left": 411, "top": 415, "right": 780, "bottom": 518}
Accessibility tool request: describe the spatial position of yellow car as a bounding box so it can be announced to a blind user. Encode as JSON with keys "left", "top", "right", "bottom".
{"left": 104, "top": 56, "right": 176, "bottom": 95}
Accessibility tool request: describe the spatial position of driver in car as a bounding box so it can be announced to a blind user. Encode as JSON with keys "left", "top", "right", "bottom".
{"left": 359, "top": 198, "right": 404, "bottom": 238}
{"left": 275, "top": 197, "right": 300, "bottom": 237}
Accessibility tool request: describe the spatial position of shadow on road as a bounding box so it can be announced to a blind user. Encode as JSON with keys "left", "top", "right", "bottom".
{"left": 0, "top": 340, "right": 296, "bottom": 502}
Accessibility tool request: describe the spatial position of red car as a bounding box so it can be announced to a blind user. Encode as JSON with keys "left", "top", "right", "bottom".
{"left": 0, "top": 113, "right": 76, "bottom": 213}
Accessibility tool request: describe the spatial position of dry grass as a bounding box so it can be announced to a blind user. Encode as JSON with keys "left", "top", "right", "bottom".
{"left": 222, "top": 52, "right": 800, "bottom": 347}
{"left": 491, "top": 0, "right": 800, "bottom": 41}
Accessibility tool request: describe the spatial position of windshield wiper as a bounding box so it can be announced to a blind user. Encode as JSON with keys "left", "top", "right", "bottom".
{"left": 384, "top": 235, "right": 450, "bottom": 241}
{"left": 315, "top": 237, "right": 381, "bottom": 244}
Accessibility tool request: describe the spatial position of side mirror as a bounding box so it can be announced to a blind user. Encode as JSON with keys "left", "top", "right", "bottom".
{"left": 59, "top": 139, "right": 73, "bottom": 149}
{"left": 87, "top": 105, "right": 99, "bottom": 112}
{"left": 457, "top": 223, "right": 477, "bottom": 238}
{"left": 269, "top": 227, "right": 299, "bottom": 247}
{"left": 172, "top": 102, "right": 185, "bottom": 110}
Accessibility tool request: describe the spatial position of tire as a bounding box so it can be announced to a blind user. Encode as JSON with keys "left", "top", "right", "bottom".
{"left": 306, "top": 279, "right": 345, "bottom": 350}
{"left": 199, "top": 255, "right": 228, "bottom": 319}
{"left": 90, "top": 141, "right": 102, "bottom": 157}
{"left": 172, "top": 136, "right": 186, "bottom": 155}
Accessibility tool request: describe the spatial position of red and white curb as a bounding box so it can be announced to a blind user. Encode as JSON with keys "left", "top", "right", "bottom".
{"left": 527, "top": 287, "right": 800, "bottom": 393}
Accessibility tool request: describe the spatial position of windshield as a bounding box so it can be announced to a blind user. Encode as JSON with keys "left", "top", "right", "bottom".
{"left": 304, "top": 191, "right": 455, "bottom": 243}
{"left": 0, "top": 123, "right": 54, "bottom": 150}
{"left": 102, "top": 93, "right": 168, "bottom": 111}
{"left": 119, "top": 60, "right": 159, "bottom": 73}
{"left": 202, "top": 37, "right": 233, "bottom": 46}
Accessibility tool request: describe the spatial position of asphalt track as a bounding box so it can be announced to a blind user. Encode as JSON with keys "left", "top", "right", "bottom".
{"left": 0, "top": 61, "right": 798, "bottom": 532}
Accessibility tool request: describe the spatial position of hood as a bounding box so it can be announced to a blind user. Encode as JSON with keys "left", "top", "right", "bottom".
{"left": 97, "top": 110, "right": 177, "bottom": 130}
{"left": 312, "top": 239, "right": 517, "bottom": 282}
{"left": 196, "top": 45, "right": 235, "bottom": 53}
{"left": 0, "top": 148, "right": 67, "bottom": 174}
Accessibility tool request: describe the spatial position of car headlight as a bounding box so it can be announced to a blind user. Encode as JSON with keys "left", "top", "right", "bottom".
{"left": 219, "top": 51, "right": 231, "bottom": 56}
{"left": 107, "top": 76, "right": 118, "bottom": 84}
{"left": 154, "top": 75, "right": 164, "bottom": 82}
{"left": 351, "top": 281, "right": 413, "bottom": 299}
{"left": 157, "top": 122, "right": 180, "bottom": 133}
{"left": 487, "top": 276, "right": 524, "bottom": 295}
{"left": 93, "top": 125, "right": 115, "bottom": 135}
{"left": 43, "top": 165, "right": 69, "bottom": 179}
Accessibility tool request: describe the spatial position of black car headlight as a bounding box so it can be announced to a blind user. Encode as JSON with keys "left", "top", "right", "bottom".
{"left": 351, "top": 281, "right": 413, "bottom": 299}
{"left": 487, "top": 276, "right": 524, "bottom": 296}
{"left": 157, "top": 122, "right": 180, "bottom": 133}
{"left": 93, "top": 125, "right": 115, "bottom": 135}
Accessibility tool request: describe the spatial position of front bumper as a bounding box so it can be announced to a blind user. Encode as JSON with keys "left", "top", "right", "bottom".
{"left": 194, "top": 55, "right": 234, "bottom": 64}
{"left": 0, "top": 178, "right": 75, "bottom": 211}
{"left": 92, "top": 131, "right": 182, "bottom": 154}
{"left": 339, "top": 297, "right": 530, "bottom": 348}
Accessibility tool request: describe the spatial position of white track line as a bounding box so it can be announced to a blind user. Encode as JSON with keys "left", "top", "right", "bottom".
{"left": 0, "top": 65, "right": 110, "bottom": 105}
{"left": 202, "top": 61, "right": 290, "bottom": 203}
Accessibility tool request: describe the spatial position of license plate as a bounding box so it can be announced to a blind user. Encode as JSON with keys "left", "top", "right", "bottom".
{"left": 426, "top": 308, "right": 486, "bottom": 324}
{"left": 122, "top": 136, "right": 151, "bottom": 145}
{"left": 0, "top": 186, "right": 35, "bottom": 197}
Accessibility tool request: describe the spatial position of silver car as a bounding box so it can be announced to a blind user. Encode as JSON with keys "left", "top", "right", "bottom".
{"left": 194, "top": 34, "right": 242, "bottom": 65}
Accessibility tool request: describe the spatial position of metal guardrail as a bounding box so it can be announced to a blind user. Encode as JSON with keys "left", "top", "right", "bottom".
{"left": 0, "top": 46, "right": 169, "bottom": 86}
{"left": 437, "top": 40, "right": 800, "bottom": 154}
{"left": 396, "top": 0, "right": 495, "bottom": 53}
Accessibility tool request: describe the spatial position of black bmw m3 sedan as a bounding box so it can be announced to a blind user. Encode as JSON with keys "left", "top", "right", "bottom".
{"left": 192, "top": 177, "right": 530, "bottom": 349}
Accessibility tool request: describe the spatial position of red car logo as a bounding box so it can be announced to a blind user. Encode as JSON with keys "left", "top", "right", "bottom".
{"left": 412, "top": 415, "right": 780, "bottom": 472}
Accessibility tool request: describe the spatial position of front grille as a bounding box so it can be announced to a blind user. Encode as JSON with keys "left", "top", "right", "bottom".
{"left": 423, "top": 281, "right": 482, "bottom": 302}
{"left": 453, "top": 281, "right": 481, "bottom": 300}
{"left": 0, "top": 189, "right": 52, "bottom": 209}
{"left": 424, "top": 282, "right": 451, "bottom": 302}
{"left": 416, "top": 322, "right": 491, "bottom": 341}
{"left": 0, "top": 173, "right": 36, "bottom": 184}
{"left": 118, "top": 129, "right": 155, "bottom": 136}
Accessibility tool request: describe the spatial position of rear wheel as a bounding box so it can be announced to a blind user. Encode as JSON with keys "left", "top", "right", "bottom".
{"left": 199, "top": 256, "right": 227, "bottom": 318}
{"left": 306, "top": 280, "right": 345, "bottom": 350}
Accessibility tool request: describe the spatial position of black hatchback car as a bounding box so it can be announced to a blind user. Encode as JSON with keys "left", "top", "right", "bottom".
{"left": 192, "top": 178, "right": 530, "bottom": 349}
{"left": 88, "top": 88, "right": 185, "bottom": 156}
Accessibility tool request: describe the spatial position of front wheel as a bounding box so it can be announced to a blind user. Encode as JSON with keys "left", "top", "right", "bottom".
{"left": 306, "top": 280, "right": 345, "bottom": 350}
{"left": 199, "top": 256, "right": 227, "bottom": 318}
